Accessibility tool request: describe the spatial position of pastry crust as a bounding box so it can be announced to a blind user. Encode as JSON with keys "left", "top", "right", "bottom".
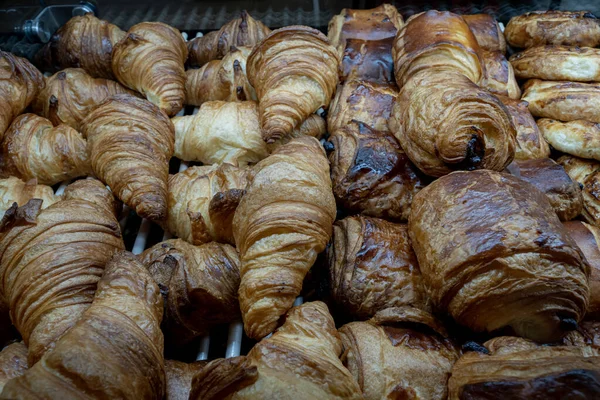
{"left": 505, "top": 10, "right": 600, "bottom": 48}
{"left": 0, "top": 176, "right": 58, "bottom": 215}
{"left": 481, "top": 50, "right": 520, "bottom": 99}
{"left": 165, "top": 360, "right": 207, "bottom": 400}
{"left": 511, "top": 45, "right": 600, "bottom": 82}
{"left": 463, "top": 13, "right": 507, "bottom": 53}
{"left": 0, "top": 342, "right": 28, "bottom": 392}
{"left": 338, "top": 38, "right": 395, "bottom": 84}
{"left": 539, "top": 118, "right": 600, "bottom": 160}
{"left": 559, "top": 155, "right": 600, "bottom": 227}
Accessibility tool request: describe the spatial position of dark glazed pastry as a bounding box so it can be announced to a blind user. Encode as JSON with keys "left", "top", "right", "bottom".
{"left": 338, "top": 38, "right": 395, "bottom": 83}
{"left": 481, "top": 50, "right": 520, "bottom": 99}
{"left": 408, "top": 170, "right": 589, "bottom": 342}
{"left": 463, "top": 14, "right": 507, "bottom": 53}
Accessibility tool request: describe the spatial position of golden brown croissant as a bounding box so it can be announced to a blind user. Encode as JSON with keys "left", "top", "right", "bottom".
{"left": 505, "top": 11, "right": 600, "bottom": 48}
{"left": 0, "top": 342, "right": 27, "bottom": 392}
{"left": 0, "top": 114, "right": 90, "bottom": 185}
{"left": 140, "top": 239, "right": 240, "bottom": 346}
{"left": 463, "top": 14, "right": 507, "bottom": 53}
{"left": 409, "top": 169, "right": 589, "bottom": 342}
{"left": 34, "top": 13, "right": 125, "bottom": 79}
{"left": 340, "top": 307, "right": 458, "bottom": 400}
{"left": 190, "top": 301, "right": 362, "bottom": 400}
{"left": 392, "top": 10, "right": 484, "bottom": 87}
{"left": 497, "top": 95, "right": 550, "bottom": 160}
{"left": 0, "top": 51, "right": 44, "bottom": 139}
{"left": 187, "top": 11, "right": 271, "bottom": 68}
{"left": 1, "top": 251, "right": 165, "bottom": 399}
{"left": 389, "top": 69, "right": 516, "bottom": 177}
{"left": 448, "top": 336, "right": 600, "bottom": 399}
{"left": 62, "top": 177, "right": 122, "bottom": 217}
{"left": 165, "top": 360, "right": 207, "bottom": 400}
{"left": 327, "top": 80, "right": 397, "bottom": 133}
{"left": 328, "top": 121, "right": 426, "bottom": 221}
{"left": 112, "top": 22, "right": 187, "bottom": 116}
{"left": 0, "top": 177, "right": 58, "bottom": 216}
{"left": 328, "top": 216, "right": 430, "bottom": 319}
{"left": 32, "top": 68, "right": 135, "bottom": 130}
{"left": 173, "top": 100, "right": 267, "bottom": 166}
{"left": 481, "top": 50, "right": 521, "bottom": 99}
{"left": 0, "top": 178, "right": 124, "bottom": 365}
{"left": 539, "top": 119, "right": 600, "bottom": 161}
{"left": 563, "top": 221, "right": 600, "bottom": 318}
{"left": 185, "top": 46, "right": 255, "bottom": 106}
{"left": 507, "top": 158, "right": 583, "bottom": 221}
{"left": 233, "top": 137, "right": 336, "bottom": 339}
{"left": 559, "top": 155, "right": 600, "bottom": 227}
{"left": 266, "top": 113, "right": 326, "bottom": 153}
{"left": 81, "top": 94, "right": 174, "bottom": 222}
{"left": 247, "top": 26, "right": 340, "bottom": 143}
{"left": 167, "top": 163, "right": 248, "bottom": 245}
{"left": 522, "top": 79, "right": 600, "bottom": 122}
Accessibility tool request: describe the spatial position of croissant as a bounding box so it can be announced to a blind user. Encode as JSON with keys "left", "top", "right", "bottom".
{"left": 266, "top": 113, "right": 326, "bottom": 152}
{"left": 0, "top": 342, "right": 27, "bottom": 392}
{"left": 505, "top": 11, "right": 600, "bottom": 48}
{"left": 166, "top": 360, "right": 207, "bottom": 400}
{"left": 34, "top": 13, "right": 125, "bottom": 79}
{"left": 0, "top": 178, "right": 124, "bottom": 365}
{"left": 409, "top": 169, "right": 589, "bottom": 342}
{"left": 522, "top": 79, "right": 600, "bottom": 122}
{"left": 328, "top": 121, "right": 426, "bottom": 221}
{"left": 1, "top": 251, "right": 165, "bottom": 399}
{"left": 327, "top": 80, "right": 397, "bottom": 133}
{"left": 0, "top": 114, "right": 90, "bottom": 185}
{"left": 559, "top": 155, "right": 600, "bottom": 227}
{"left": 498, "top": 96, "right": 550, "bottom": 160}
{"left": 185, "top": 46, "right": 256, "bottom": 106}
{"left": 481, "top": 50, "right": 521, "bottom": 99}
{"left": 81, "top": 94, "right": 174, "bottom": 222}
{"left": 392, "top": 11, "right": 484, "bottom": 87}
{"left": 539, "top": 119, "right": 600, "bottom": 161}
{"left": 62, "top": 177, "right": 122, "bottom": 217}
{"left": 506, "top": 158, "right": 582, "bottom": 221}
{"left": 189, "top": 301, "right": 362, "bottom": 400}
{"left": 448, "top": 336, "right": 600, "bottom": 399}
{"left": 112, "top": 22, "right": 187, "bottom": 116}
{"left": 233, "top": 137, "right": 336, "bottom": 339}
{"left": 187, "top": 11, "right": 271, "bottom": 67}
{"left": 0, "top": 177, "right": 58, "bottom": 216}
{"left": 463, "top": 14, "right": 507, "bottom": 53}
{"left": 140, "top": 239, "right": 240, "bottom": 346}
{"left": 340, "top": 307, "right": 458, "bottom": 400}
{"left": 247, "top": 26, "right": 340, "bottom": 143}
{"left": 32, "top": 68, "right": 135, "bottom": 130}
{"left": 389, "top": 69, "right": 516, "bottom": 177}
{"left": 0, "top": 51, "right": 44, "bottom": 139}
{"left": 167, "top": 163, "right": 248, "bottom": 245}
{"left": 338, "top": 38, "right": 395, "bottom": 84}
{"left": 328, "top": 216, "right": 430, "bottom": 319}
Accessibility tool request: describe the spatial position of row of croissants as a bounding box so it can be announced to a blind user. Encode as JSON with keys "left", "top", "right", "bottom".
{"left": 2, "top": 4, "right": 600, "bottom": 399}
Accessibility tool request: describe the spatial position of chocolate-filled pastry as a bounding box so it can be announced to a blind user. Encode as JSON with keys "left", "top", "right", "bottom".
{"left": 539, "top": 119, "right": 600, "bottom": 161}
{"left": 327, "top": 80, "right": 397, "bottom": 133}
{"left": 34, "top": 13, "right": 125, "bottom": 79}
{"left": 32, "top": 68, "right": 135, "bottom": 130}
{"left": 340, "top": 307, "right": 458, "bottom": 400}
{"left": 112, "top": 22, "right": 187, "bottom": 116}
{"left": 409, "top": 170, "right": 589, "bottom": 342}
{"left": 0, "top": 114, "right": 90, "bottom": 185}
{"left": 0, "top": 342, "right": 28, "bottom": 392}
{"left": 140, "top": 239, "right": 240, "bottom": 346}
{"left": 81, "top": 94, "right": 174, "bottom": 222}
{"left": 0, "top": 176, "right": 58, "bottom": 215}
{"left": 505, "top": 11, "right": 600, "bottom": 48}
{"left": 185, "top": 46, "right": 255, "bottom": 106}
{"left": 247, "top": 26, "right": 340, "bottom": 143}
{"left": 328, "top": 216, "right": 430, "bottom": 319}
{"left": 481, "top": 50, "right": 521, "bottom": 99}
{"left": 389, "top": 69, "right": 516, "bottom": 177}
{"left": 189, "top": 301, "right": 362, "bottom": 400}
{"left": 507, "top": 158, "right": 582, "bottom": 221}
{"left": 187, "top": 11, "right": 271, "bottom": 68}
{"left": 393, "top": 10, "right": 484, "bottom": 87}
{"left": 328, "top": 121, "right": 425, "bottom": 221}
{"left": 338, "top": 38, "right": 395, "bottom": 84}
{"left": 167, "top": 163, "right": 249, "bottom": 245}
{"left": 172, "top": 101, "right": 268, "bottom": 166}
{"left": 448, "top": 336, "right": 600, "bottom": 400}
{"left": 563, "top": 221, "right": 600, "bottom": 318}
{"left": 233, "top": 137, "right": 336, "bottom": 339}
{"left": 1, "top": 251, "right": 165, "bottom": 399}
{"left": 511, "top": 45, "right": 600, "bottom": 82}
{"left": 497, "top": 96, "right": 550, "bottom": 160}
{"left": 0, "top": 51, "right": 44, "bottom": 138}
{"left": 559, "top": 155, "right": 600, "bottom": 227}
{"left": 522, "top": 79, "right": 600, "bottom": 123}
{"left": 463, "top": 14, "right": 507, "bottom": 53}
{"left": 165, "top": 360, "right": 207, "bottom": 400}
